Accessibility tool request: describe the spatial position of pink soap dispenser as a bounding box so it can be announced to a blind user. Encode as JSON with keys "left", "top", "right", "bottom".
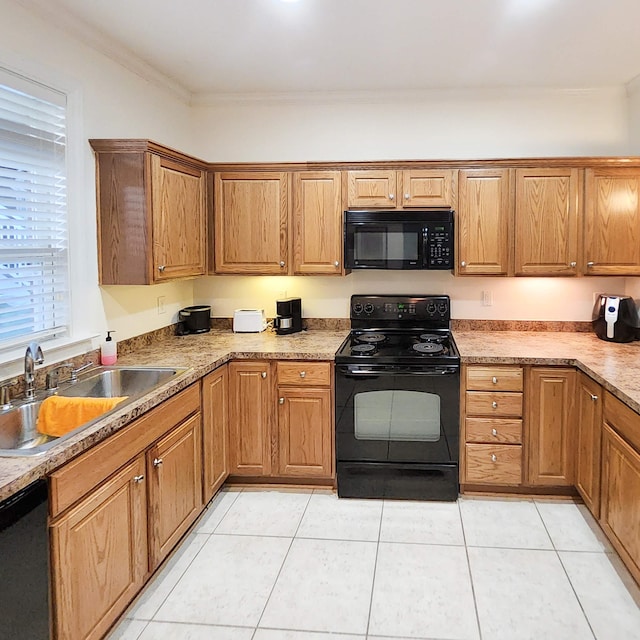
{"left": 100, "top": 330, "right": 117, "bottom": 365}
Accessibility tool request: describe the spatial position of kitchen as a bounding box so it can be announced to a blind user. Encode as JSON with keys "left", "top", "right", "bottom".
{"left": 2, "top": 0, "right": 640, "bottom": 639}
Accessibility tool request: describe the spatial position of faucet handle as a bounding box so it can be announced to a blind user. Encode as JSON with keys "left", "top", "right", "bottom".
{"left": 70, "top": 362, "right": 94, "bottom": 382}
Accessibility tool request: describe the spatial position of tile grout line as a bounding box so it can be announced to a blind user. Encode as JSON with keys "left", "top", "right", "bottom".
{"left": 250, "top": 489, "right": 315, "bottom": 639}
{"left": 533, "top": 500, "right": 599, "bottom": 640}
{"left": 364, "top": 499, "right": 385, "bottom": 638}
{"left": 458, "top": 498, "right": 484, "bottom": 640}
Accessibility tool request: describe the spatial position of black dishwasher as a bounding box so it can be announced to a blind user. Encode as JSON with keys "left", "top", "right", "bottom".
{"left": 0, "top": 479, "right": 49, "bottom": 640}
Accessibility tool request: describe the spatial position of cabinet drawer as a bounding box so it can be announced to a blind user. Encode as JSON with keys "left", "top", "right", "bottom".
{"left": 466, "top": 366, "right": 523, "bottom": 391}
{"left": 465, "top": 444, "right": 523, "bottom": 485}
{"left": 465, "top": 418, "right": 522, "bottom": 444}
{"left": 465, "top": 391, "right": 523, "bottom": 417}
{"left": 604, "top": 391, "right": 640, "bottom": 452}
{"left": 276, "top": 362, "right": 331, "bottom": 386}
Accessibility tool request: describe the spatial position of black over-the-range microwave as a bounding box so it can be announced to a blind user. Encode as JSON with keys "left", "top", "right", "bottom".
{"left": 344, "top": 209, "right": 454, "bottom": 270}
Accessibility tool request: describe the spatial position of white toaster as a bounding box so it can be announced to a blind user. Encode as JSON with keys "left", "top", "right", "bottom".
{"left": 233, "top": 309, "right": 267, "bottom": 332}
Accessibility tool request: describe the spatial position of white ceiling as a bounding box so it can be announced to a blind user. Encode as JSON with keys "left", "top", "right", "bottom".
{"left": 16, "top": 0, "right": 640, "bottom": 101}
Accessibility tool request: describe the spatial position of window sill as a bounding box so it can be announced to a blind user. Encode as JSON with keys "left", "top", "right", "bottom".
{"left": 0, "top": 334, "right": 100, "bottom": 380}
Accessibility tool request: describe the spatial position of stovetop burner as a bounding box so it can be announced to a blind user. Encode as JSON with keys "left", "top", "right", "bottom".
{"left": 412, "top": 342, "right": 445, "bottom": 355}
{"left": 351, "top": 343, "right": 377, "bottom": 355}
{"left": 419, "top": 333, "right": 445, "bottom": 343}
{"left": 356, "top": 333, "right": 386, "bottom": 344}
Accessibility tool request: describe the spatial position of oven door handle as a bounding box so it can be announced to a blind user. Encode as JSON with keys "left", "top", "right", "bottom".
{"left": 339, "top": 366, "right": 459, "bottom": 377}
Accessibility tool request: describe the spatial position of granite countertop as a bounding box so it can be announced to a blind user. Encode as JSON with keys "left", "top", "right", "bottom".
{"left": 1, "top": 327, "right": 640, "bottom": 502}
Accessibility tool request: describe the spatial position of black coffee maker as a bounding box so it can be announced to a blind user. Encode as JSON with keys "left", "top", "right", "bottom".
{"left": 274, "top": 297, "right": 302, "bottom": 335}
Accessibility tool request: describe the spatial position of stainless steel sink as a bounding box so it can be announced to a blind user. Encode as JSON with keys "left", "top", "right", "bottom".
{"left": 0, "top": 366, "right": 189, "bottom": 456}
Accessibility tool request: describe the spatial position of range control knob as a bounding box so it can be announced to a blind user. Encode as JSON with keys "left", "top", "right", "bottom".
{"left": 437, "top": 303, "right": 447, "bottom": 314}
{"left": 426, "top": 303, "right": 436, "bottom": 315}
{"left": 353, "top": 303, "right": 363, "bottom": 314}
{"left": 364, "top": 303, "right": 374, "bottom": 314}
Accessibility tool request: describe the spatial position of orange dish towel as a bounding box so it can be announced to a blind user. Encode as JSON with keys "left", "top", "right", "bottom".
{"left": 37, "top": 395, "right": 128, "bottom": 437}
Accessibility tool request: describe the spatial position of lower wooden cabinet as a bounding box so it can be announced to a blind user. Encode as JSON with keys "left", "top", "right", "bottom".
{"left": 526, "top": 367, "right": 576, "bottom": 486}
{"left": 49, "top": 384, "right": 202, "bottom": 640}
{"left": 600, "top": 393, "right": 640, "bottom": 585}
{"left": 575, "top": 372, "right": 603, "bottom": 517}
{"left": 147, "top": 413, "right": 202, "bottom": 570}
{"left": 202, "top": 365, "right": 229, "bottom": 503}
{"left": 228, "top": 360, "right": 334, "bottom": 481}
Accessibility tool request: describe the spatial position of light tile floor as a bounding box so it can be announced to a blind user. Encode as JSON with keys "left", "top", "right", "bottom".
{"left": 108, "top": 489, "right": 640, "bottom": 640}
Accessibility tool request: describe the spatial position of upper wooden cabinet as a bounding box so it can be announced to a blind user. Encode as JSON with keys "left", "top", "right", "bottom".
{"left": 214, "top": 172, "right": 289, "bottom": 274}
{"left": 346, "top": 169, "right": 456, "bottom": 209}
{"left": 457, "top": 168, "right": 514, "bottom": 275}
{"left": 292, "top": 171, "right": 343, "bottom": 274}
{"left": 583, "top": 168, "right": 640, "bottom": 275}
{"left": 90, "top": 139, "right": 207, "bottom": 285}
{"left": 514, "top": 168, "right": 581, "bottom": 276}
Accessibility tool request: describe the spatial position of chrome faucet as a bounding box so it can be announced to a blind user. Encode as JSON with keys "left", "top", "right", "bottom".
{"left": 24, "top": 341, "right": 44, "bottom": 400}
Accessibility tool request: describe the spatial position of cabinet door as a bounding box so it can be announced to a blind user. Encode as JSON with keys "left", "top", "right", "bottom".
{"left": 514, "top": 168, "right": 581, "bottom": 275}
{"left": 214, "top": 172, "right": 289, "bottom": 273}
{"left": 151, "top": 154, "right": 206, "bottom": 281}
{"left": 347, "top": 170, "right": 397, "bottom": 208}
{"left": 575, "top": 372, "right": 602, "bottom": 517}
{"left": 457, "top": 168, "right": 513, "bottom": 275}
{"left": 50, "top": 456, "right": 148, "bottom": 640}
{"left": 584, "top": 168, "right": 640, "bottom": 275}
{"left": 400, "top": 169, "right": 456, "bottom": 208}
{"left": 601, "top": 424, "right": 640, "bottom": 584}
{"left": 228, "top": 361, "right": 273, "bottom": 476}
{"left": 202, "top": 365, "right": 229, "bottom": 504}
{"left": 277, "top": 387, "right": 333, "bottom": 478}
{"left": 527, "top": 367, "right": 576, "bottom": 486}
{"left": 292, "top": 171, "right": 343, "bottom": 274}
{"left": 147, "top": 413, "right": 203, "bottom": 570}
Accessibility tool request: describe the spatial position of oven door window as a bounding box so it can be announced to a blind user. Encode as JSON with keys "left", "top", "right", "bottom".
{"left": 354, "top": 390, "right": 440, "bottom": 442}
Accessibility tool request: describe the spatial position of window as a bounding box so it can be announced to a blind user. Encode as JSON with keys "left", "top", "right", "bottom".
{"left": 0, "top": 70, "right": 69, "bottom": 351}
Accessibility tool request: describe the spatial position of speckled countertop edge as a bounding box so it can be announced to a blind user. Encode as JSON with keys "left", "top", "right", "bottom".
{"left": 2, "top": 327, "right": 640, "bottom": 502}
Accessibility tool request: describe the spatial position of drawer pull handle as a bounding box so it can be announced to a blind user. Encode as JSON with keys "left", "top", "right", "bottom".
{"left": 492, "top": 376, "right": 498, "bottom": 384}
{"left": 491, "top": 454, "right": 497, "bottom": 462}
{"left": 491, "top": 428, "right": 498, "bottom": 436}
{"left": 492, "top": 401, "right": 498, "bottom": 409}
{"left": 133, "top": 474, "right": 144, "bottom": 484}
{"left": 153, "top": 457, "right": 163, "bottom": 468}
{"left": 591, "top": 394, "right": 598, "bottom": 401}
{"left": 300, "top": 371, "right": 306, "bottom": 378}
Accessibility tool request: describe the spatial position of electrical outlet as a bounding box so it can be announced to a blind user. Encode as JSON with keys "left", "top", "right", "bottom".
{"left": 482, "top": 290, "right": 493, "bottom": 306}
{"left": 157, "top": 296, "right": 166, "bottom": 314}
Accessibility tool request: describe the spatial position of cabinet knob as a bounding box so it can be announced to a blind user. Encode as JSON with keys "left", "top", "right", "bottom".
{"left": 492, "top": 376, "right": 498, "bottom": 384}
{"left": 492, "top": 401, "right": 498, "bottom": 409}
{"left": 389, "top": 193, "right": 395, "bottom": 200}
{"left": 158, "top": 265, "right": 165, "bottom": 272}
{"left": 404, "top": 193, "right": 410, "bottom": 200}
{"left": 491, "top": 428, "right": 498, "bottom": 436}
{"left": 133, "top": 474, "right": 145, "bottom": 483}
{"left": 300, "top": 371, "right": 306, "bottom": 378}
{"left": 334, "top": 261, "right": 340, "bottom": 267}
{"left": 587, "top": 261, "right": 594, "bottom": 268}
{"left": 491, "top": 454, "right": 497, "bottom": 462}
{"left": 591, "top": 394, "right": 598, "bottom": 401}
{"left": 279, "top": 397, "right": 284, "bottom": 405}
{"left": 279, "top": 261, "right": 285, "bottom": 267}
{"left": 460, "top": 261, "right": 466, "bottom": 267}
{"left": 261, "top": 371, "right": 267, "bottom": 378}
{"left": 153, "top": 457, "right": 163, "bottom": 468}
{"left": 569, "top": 261, "right": 576, "bottom": 268}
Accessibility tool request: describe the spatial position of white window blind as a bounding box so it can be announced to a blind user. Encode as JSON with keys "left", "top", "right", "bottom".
{"left": 0, "top": 70, "right": 69, "bottom": 351}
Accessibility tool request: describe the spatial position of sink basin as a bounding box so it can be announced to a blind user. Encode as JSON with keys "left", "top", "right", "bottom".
{"left": 0, "top": 366, "right": 188, "bottom": 456}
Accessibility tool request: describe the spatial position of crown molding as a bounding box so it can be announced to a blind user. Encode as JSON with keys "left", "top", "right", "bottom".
{"left": 14, "top": 0, "right": 192, "bottom": 104}
{"left": 191, "top": 85, "right": 625, "bottom": 107}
